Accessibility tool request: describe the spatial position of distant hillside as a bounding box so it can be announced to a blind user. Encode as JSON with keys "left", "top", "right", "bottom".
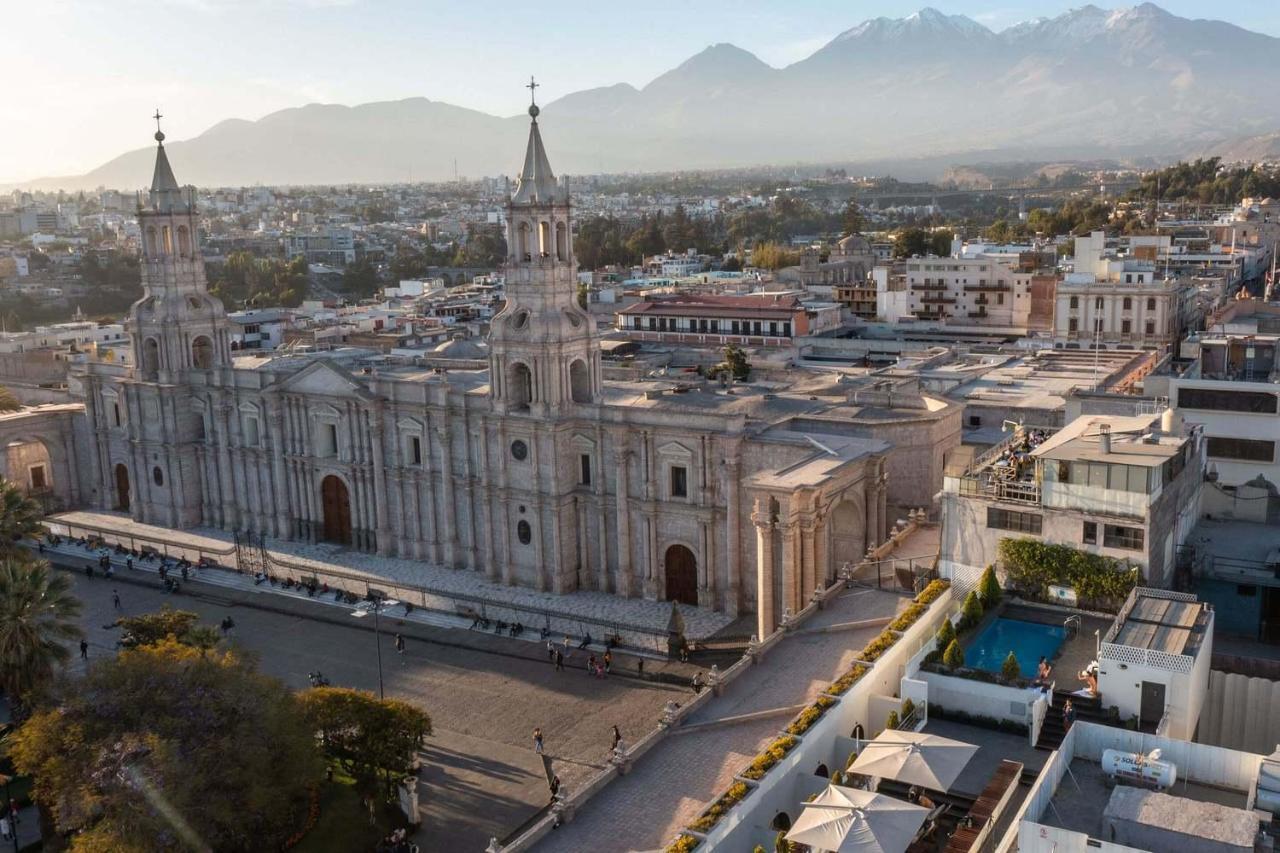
{"left": 14, "top": 4, "right": 1280, "bottom": 190}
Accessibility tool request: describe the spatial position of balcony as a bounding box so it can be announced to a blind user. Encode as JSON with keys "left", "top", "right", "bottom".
{"left": 920, "top": 296, "right": 956, "bottom": 304}
{"left": 950, "top": 425, "right": 1058, "bottom": 506}
{"left": 963, "top": 283, "right": 1011, "bottom": 292}
{"left": 968, "top": 309, "right": 989, "bottom": 319}
{"left": 910, "top": 282, "right": 947, "bottom": 291}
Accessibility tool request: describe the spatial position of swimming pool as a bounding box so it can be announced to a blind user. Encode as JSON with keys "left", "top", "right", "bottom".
{"left": 966, "top": 617, "right": 1066, "bottom": 679}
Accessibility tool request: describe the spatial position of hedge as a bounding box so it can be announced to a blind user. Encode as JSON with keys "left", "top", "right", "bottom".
{"left": 859, "top": 629, "right": 899, "bottom": 663}
{"left": 828, "top": 663, "right": 868, "bottom": 695}
{"left": 914, "top": 579, "right": 949, "bottom": 606}
{"left": 740, "top": 735, "right": 799, "bottom": 781}
{"left": 785, "top": 696, "right": 835, "bottom": 736}
{"left": 998, "top": 537, "right": 1138, "bottom": 609}
{"left": 887, "top": 602, "right": 928, "bottom": 633}
{"left": 688, "top": 782, "right": 750, "bottom": 833}
{"left": 666, "top": 833, "right": 702, "bottom": 852}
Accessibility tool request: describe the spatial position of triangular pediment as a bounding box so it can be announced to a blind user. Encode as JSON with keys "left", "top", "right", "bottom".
{"left": 274, "top": 359, "right": 373, "bottom": 400}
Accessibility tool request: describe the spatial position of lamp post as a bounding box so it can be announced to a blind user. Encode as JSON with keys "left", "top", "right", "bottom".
{"left": 351, "top": 595, "right": 399, "bottom": 700}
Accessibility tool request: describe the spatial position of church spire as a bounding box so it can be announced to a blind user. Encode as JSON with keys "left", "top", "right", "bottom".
{"left": 511, "top": 77, "right": 564, "bottom": 205}
{"left": 147, "top": 110, "right": 189, "bottom": 213}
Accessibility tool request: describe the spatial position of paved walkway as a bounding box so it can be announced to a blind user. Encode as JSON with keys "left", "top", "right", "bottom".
{"left": 534, "top": 586, "right": 905, "bottom": 853}
{"left": 46, "top": 550, "right": 692, "bottom": 853}
{"left": 48, "top": 511, "right": 735, "bottom": 647}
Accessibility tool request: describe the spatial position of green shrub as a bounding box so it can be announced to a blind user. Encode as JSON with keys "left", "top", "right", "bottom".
{"left": 785, "top": 696, "right": 835, "bottom": 736}
{"left": 847, "top": 750, "right": 859, "bottom": 770}
{"left": 901, "top": 698, "right": 915, "bottom": 719}
{"left": 828, "top": 664, "right": 868, "bottom": 695}
{"left": 935, "top": 618, "right": 956, "bottom": 650}
{"left": 888, "top": 602, "right": 928, "bottom": 633}
{"left": 998, "top": 537, "right": 1138, "bottom": 610}
{"left": 740, "top": 735, "right": 799, "bottom": 781}
{"left": 753, "top": 847, "right": 767, "bottom": 853}
{"left": 885, "top": 710, "right": 900, "bottom": 730}
{"left": 775, "top": 830, "right": 795, "bottom": 853}
{"left": 860, "top": 630, "right": 899, "bottom": 663}
{"left": 914, "top": 578, "right": 950, "bottom": 606}
{"left": 958, "top": 590, "right": 984, "bottom": 630}
{"left": 830, "top": 770, "right": 844, "bottom": 785}
{"left": 978, "top": 565, "right": 1002, "bottom": 609}
{"left": 688, "top": 782, "right": 750, "bottom": 833}
{"left": 667, "top": 834, "right": 701, "bottom": 853}
{"left": 1001, "top": 651, "right": 1020, "bottom": 682}
{"left": 943, "top": 639, "right": 965, "bottom": 669}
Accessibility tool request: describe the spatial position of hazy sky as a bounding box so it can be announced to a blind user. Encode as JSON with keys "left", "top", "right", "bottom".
{"left": 5, "top": 0, "right": 1279, "bottom": 183}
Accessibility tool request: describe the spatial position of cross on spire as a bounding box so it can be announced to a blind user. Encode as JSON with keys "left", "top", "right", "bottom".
{"left": 526, "top": 76, "right": 539, "bottom": 107}
{"left": 153, "top": 109, "right": 166, "bottom": 143}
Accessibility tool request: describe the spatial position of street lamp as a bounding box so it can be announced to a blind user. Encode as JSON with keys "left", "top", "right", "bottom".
{"left": 351, "top": 595, "right": 399, "bottom": 700}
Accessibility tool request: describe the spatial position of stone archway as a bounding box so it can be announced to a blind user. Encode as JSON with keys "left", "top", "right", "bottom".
{"left": 114, "top": 463, "right": 131, "bottom": 512}
{"left": 664, "top": 544, "right": 698, "bottom": 606}
{"left": 320, "top": 475, "right": 352, "bottom": 545}
{"left": 830, "top": 497, "right": 866, "bottom": 573}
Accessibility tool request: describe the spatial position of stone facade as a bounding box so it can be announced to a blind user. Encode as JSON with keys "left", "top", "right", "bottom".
{"left": 74, "top": 110, "right": 902, "bottom": 639}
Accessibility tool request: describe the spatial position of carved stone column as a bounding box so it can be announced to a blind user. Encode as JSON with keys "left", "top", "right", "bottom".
{"left": 752, "top": 497, "right": 775, "bottom": 640}
{"left": 369, "top": 406, "right": 391, "bottom": 555}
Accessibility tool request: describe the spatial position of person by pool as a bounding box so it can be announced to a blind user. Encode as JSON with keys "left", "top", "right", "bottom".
{"left": 1077, "top": 661, "right": 1099, "bottom": 697}
{"left": 1035, "top": 656, "right": 1053, "bottom": 685}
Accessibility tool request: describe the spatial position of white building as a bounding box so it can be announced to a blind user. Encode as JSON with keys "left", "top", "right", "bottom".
{"left": 228, "top": 309, "right": 288, "bottom": 352}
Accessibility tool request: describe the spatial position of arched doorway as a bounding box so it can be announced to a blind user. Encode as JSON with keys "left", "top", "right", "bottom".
{"left": 508, "top": 362, "right": 532, "bottom": 410}
{"left": 114, "top": 464, "right": 130, "bottom": 511}
{"left": 320, "top": 475, "right": 352, "bottom": 545}
{"left": 830, "top": 498, "right": 866, "bottom": 581}
{"left": 664, "top": 544, "right": 698, "bottom": 606}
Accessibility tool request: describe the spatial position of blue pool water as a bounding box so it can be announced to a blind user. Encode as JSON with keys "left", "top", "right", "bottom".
{"left": 966, "top": 618, "right": 1066, "bottom": 679}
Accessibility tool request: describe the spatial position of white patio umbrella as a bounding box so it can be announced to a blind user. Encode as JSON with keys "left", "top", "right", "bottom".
{"left": 786, "top": 785, "right": 930, "bottom": 853}
{"left": 848, "top": 728, "right": 978, "bottom": 791}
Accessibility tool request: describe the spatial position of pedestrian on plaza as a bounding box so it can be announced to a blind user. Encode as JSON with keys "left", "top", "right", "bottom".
{"left": 533, "top": 728, "right": 544, "bottom": 755}
{"left": 554, "top": 649, "right": 564, "bottom": 671}
{"left": 546, "top": 640, "right": 556, "bottom": 662}
{"left": 395, "top": 634, "right": 405, "bottom": 660}
{"left": 562, "top": 635, "right": 572, "bottom": 653}
{"left": 587, "top": 654, "right": 597, "bottom": 674}
{"left": 0, "top": 812, "right": 10, "bottom": 842}
{"left": 603, "top": 650, "right": 612, "bottom": 673}
{"left": 637, "top": 658, "right": 644, "bottom": 677}
{"left": 611, "top": 725, "right": 622, "bottom": 750}
{"left": 692, "top": 671, "right": 705, "bottom": 694}
{"left": 548, "top": 774, "right": 560, "bottom": 800}
{"left": 84, "top": 563, "right": 93, "bottom": 580}
{"left": 126, "top": 556, "right": 133, "bottom": 571}
{"left": 79, "top": 639, "right": 88, "bottom": 660}
{"left": 112, "top": 589, "right": 121, "bottom": 611}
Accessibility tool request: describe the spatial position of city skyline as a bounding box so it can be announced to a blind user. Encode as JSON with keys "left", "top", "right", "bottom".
{"left": 5, "top": 0, "right": 1280, "bottom": 183}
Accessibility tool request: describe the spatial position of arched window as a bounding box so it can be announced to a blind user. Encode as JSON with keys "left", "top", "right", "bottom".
{"left": 177, "top": 225, "right": 191, "bottom": 256}
{"left": 508, "top": 362, "right": 532, "bottom": 410}
{"left": 516, "top": 520, "right": 532, "bottom": 545}
{"left": 569, "top": 359, "right": 591, "bottom": 403}
{"left": 142, "top": 337, "right": 160, "bottom": 378}
{"left": 152, "top": 466, "right": 164, "bottom": 487}
{"left": 555, "top": 222, "right": 567, "bottom": 262}
{"left": 162, "top": 225, "right": 172, "bottom": 254}
{"left": 517, "top": 222, "right": 531, "bottom": 260}
{"left": 539, "top": 221, "right": 551, "bottom": 257}
{"left": 145, "top": 227, "right": 157, "bottom": 256}
{"left": 191, "top": 335, "right": 214, "bottom": 370}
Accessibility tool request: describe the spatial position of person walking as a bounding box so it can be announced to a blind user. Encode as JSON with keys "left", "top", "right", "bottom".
{"left": 554, "top": 649, "right": 565, "bottom": 672}
{"left": 611, "top": 725, "right": 622, "bottom": 750}
{"left": 533, "top": 728, "right": 544, "bottom": 755}
{"left": 637, "top": 658, "right": 644, "bottom": 677}
{"left": 0, "top": 811, "right": 10, "bottom": 842}
{"left": 547, "top": 640, "right": 556, "bottom": 662}
{"left": 395, "top": 634, "right": 406, "bottom": 657}
{"left": 1062, "top": 699, "right": 1076, "bottom": 732}
{"left": 587, "top": 654, "right": 597, "bottom": 675}
{"left": 112, "top": 589, "right": 122, "bottom": 611}
{"left": 79, "top": 639, "right": 88, "bottom": 660}
{"left": 603, "top": 650, "right": 612, "bottom": 673}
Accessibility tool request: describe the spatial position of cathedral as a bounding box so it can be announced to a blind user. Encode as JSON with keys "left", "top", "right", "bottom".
{"left": 74, "top": 98, "right": 895, "bottom": 638}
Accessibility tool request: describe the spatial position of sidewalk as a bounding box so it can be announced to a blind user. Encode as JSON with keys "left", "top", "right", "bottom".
{"left": 47, "top": 510, "right": 736, "bottom": 648}
{"left": 36, "top": 539, "right": 707, "bottom": 685}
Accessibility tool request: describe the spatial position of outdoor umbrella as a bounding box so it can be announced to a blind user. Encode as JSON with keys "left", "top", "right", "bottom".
{"left": 786, "top": 785, "right": 930, "bottom": 853}
{"left": 848, "top": 729, "right": 978, "bottom": 792}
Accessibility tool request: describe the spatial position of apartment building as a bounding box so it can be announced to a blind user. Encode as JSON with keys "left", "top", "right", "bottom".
{"left": 616, "top": 293, "right": 840, "bottom": 347}
{"left": 904, "top": 246, "right": 1055, "bottom": 330}
{"left": 939, "top": 412, "right": 1203, "bottom": 591}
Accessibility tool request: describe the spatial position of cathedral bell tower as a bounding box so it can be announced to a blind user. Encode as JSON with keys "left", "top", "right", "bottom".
{"left": 488, "top": 80, "right": 601, "bottom": 416}
{"left": 128, "top": 113, "right": 232, "bottom": 383}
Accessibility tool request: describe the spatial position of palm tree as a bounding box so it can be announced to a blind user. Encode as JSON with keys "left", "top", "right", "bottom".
{"left": 0, "top": 478, "right": 42, "bottom": 547}
{"left": 0, "top": 558, "right": 82, "bottom": 705}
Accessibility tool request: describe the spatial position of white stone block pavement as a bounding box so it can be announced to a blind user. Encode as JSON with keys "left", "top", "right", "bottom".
{"left": 44, "top": 511, "right": 736, "bottom": 650}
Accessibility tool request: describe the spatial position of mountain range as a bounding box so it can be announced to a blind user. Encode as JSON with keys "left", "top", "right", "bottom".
{"left": 18, "top": 3, "right": 1280, "bottom": 191}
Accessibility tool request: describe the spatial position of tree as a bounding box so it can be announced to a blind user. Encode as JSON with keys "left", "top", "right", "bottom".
{"left": 454, "top": 224, "right": 507, "bottom": 269}
{"left": 576, "top": 281, "right": 589, "bottom": 310}
{"left": 0, "top": 558, "right": 81, "bottom": 705}
{"left": 711, "top": 343, "right": 752, "bottom": 383}
{"left": 750, "top": 242, "right": 801, "bottom": 270}
{"left": 959, "top": 590, "right": 984, "bottom": 631}
{"left": 116, "top": 607, "right": 219, "bottom": 650}
{"left": 942, "top": 639, "right": 965, "bottom": 669}
{"left": 0, "top": 387, "right": 21, "bottom": 413}
{"left": 885, "top": 710, "right": 899, "bottom": 731}
{"left": 892, "top": 227, "right": 954, "bottom": 259}
{"left": 12, "top": 638, "right": 323, "bottom": 852}
{"left": 299, "top": 686, "right": 431, "bottom": 799}
{"left": 935, "top": 618, "right": 956, "bottom": 651}
{"left": 0, "top": 477, "right": 44, "bottom": 545}
{"left": 1001, "top": 651, "right": 1021, "bottom": 682}
{"left": 840, "top": 200, "right": 864, "bottom": 236}
{"left": 978, "top": 565, "right": 1002, "bottom": 610}
{"left": 720, "top": 255, "right": 743, "bottom": 272}
{"left": 341, "top": 257, "right": 381, "bottom": 299}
